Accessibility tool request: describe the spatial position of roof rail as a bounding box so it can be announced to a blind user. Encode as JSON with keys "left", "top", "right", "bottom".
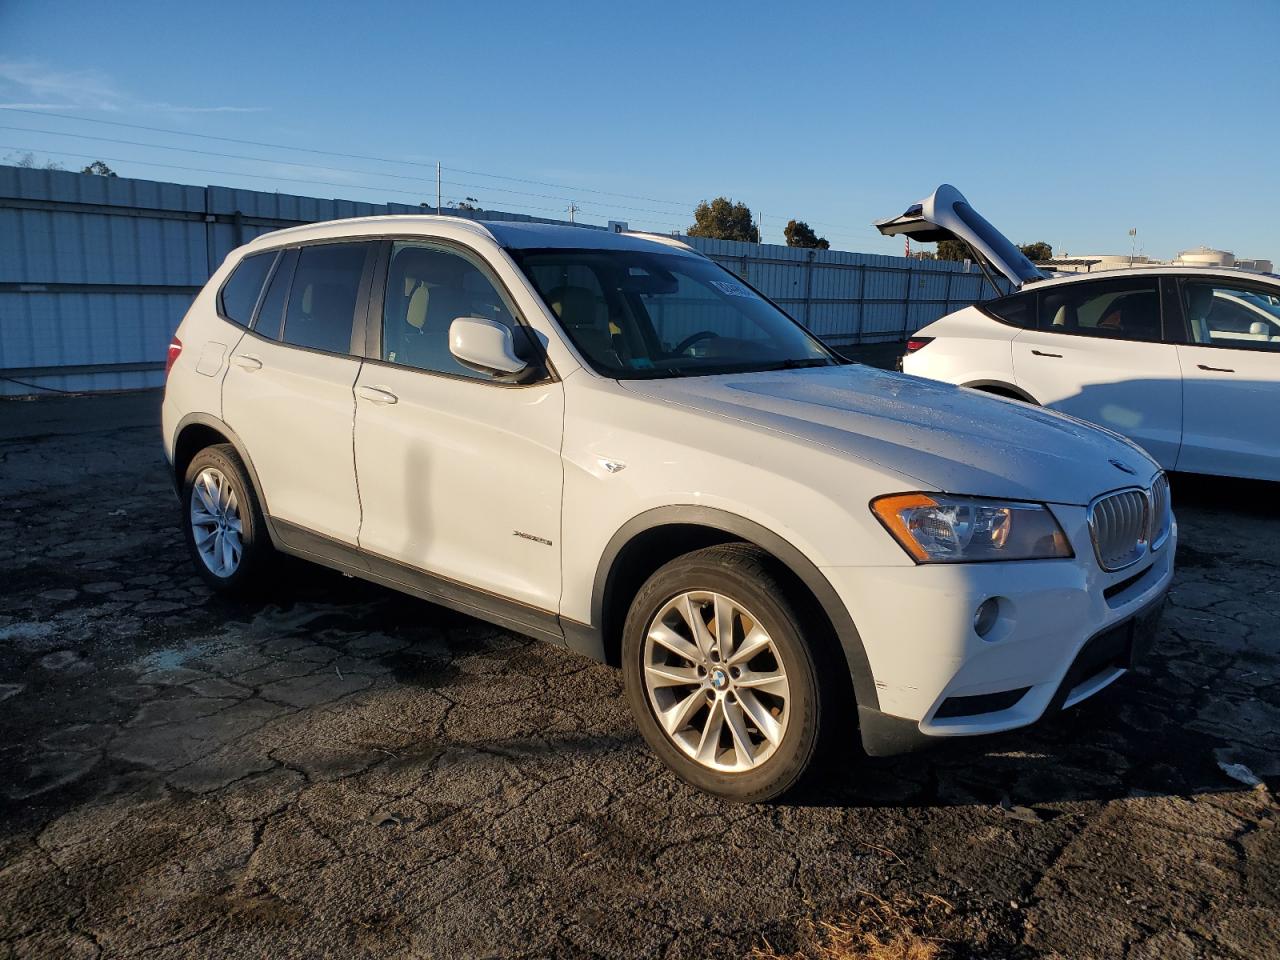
{"left": 246, "top": 214, "right": 498, "bottom": 246}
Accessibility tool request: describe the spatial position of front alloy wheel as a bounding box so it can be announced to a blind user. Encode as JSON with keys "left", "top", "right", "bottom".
{"left": 643, "top": 590, "right": 791, "bottom": 772}
{"left": 622, "top": 544, "right": 825, "bottom": 802}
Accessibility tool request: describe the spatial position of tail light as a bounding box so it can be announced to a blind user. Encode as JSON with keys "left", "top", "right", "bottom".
{"left": 165, "top": 336, "right": 183, "bottom": 377}
{"left": 905, "top": 337, "right": 934, "bottom": 355}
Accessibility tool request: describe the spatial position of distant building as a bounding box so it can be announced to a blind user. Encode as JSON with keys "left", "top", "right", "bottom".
{"left": 1037, "top": 246, "right": 1272, "bottom": 274}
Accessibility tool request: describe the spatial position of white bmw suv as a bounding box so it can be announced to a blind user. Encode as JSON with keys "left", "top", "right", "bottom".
{"left": 163, "top": 215, "right": 1175, "bottom": 801}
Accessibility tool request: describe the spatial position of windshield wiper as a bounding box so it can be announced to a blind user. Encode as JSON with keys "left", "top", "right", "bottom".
{"left": 759, "top": 358, "right": 835, "bottom": 371}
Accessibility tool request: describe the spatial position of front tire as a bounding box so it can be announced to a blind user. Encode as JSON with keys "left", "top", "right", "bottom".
{"left": 181, "top": 444, "right": 271, "bottom": 594}
{"left": 622, "top": 544, "right": 825, "bottom": 802}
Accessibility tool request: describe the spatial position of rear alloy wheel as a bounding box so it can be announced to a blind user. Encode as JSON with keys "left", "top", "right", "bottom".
{"left": 189, "top": 466, "right": 243, "bottom": 577}
{"left": 622, "top": 544, "right": 824, "bottom": 802}
{"left": 182, "top": 444, "right": 270, "bottom": 593}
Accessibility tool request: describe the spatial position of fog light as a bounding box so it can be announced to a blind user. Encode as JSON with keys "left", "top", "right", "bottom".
{"left": 974, "top": 597, "right": 1000, "bottom": 638}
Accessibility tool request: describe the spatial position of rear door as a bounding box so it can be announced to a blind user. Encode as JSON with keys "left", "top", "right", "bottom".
{"left": 1010, "top": 276, "right": 1183, "bottom": 468}
{"left": 222, "top": 242, "right": 374, "bottom": 544}
{"left": 1174, "top": 276, "right": 1280, "bottom": 480}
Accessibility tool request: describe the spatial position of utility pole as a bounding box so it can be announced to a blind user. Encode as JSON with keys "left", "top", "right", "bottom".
{"left": 567, "top": 201, "right": 579, "bottom": 224}
{"left": 436, "top": 162, "right": 442, "bottom": 215}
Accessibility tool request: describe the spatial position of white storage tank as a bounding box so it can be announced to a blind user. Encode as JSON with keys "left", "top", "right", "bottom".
{"left": 1176, "top": 246, "right": 1235, "bottom": 267}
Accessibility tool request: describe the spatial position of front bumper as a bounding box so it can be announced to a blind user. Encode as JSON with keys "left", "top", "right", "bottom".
{"left": 823, "top": 501, "right": 1176, "bottom": 757}
{"left": 855, "top": 590, "right": 1167, "bottom": 756}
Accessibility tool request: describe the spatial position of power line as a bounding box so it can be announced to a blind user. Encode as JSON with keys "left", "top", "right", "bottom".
{"left": 0, "top": 120, "right": 711, "bottom": 227}
{"left": 0, "top": 106, "right": 880, "bottom": 238}
{"left": 0, "top": 142, "right": 694, "bottom": 234}
{"left": 0, "top": 122, "right": 694, "bottom": 220}
{"left": 0, "top": 143, "right": 436, "bottom": 200}
{"left": 1, "top": 108, "right": 885, "bottom": 244}
{"left": 0, "top": 123, "right": 438, "bottom": 185}
{"left": 0, "top": 107, "right": 697, "bottom": 208}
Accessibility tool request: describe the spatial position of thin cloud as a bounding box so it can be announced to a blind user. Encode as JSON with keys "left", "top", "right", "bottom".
{"left": 149, "top": 105, "right": 270, "bottom": 114}
{"left": 0, "top": 60, "right": 266, "bottom": 115}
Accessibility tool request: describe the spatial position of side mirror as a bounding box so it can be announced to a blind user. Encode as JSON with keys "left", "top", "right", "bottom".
{"left": 448, "top": 317, "right": 528, "bottom": 376}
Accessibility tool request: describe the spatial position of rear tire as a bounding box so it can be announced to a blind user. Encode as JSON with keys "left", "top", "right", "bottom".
{"left": 976, "top": 386, "right": 1035, "bottom": 404}
{"left": 181, "top": 444, "right": 271, "bottom": 594}
{"left": 621, "top": 544, "right": 826, "bottom": 802}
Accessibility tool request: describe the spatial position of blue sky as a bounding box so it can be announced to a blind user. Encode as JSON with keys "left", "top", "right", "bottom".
{"left": 1, "top": 0, "right": 1276, "bottom": 261}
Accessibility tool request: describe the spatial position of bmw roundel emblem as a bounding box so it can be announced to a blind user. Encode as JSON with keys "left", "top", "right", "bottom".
{"left": 1109, "top": 458, "right": 1137, "bottom": 475}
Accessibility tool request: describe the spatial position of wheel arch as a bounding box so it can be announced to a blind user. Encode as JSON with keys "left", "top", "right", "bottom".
{"left": 961, "top": 379, "right": 1038, "bottom": 404}
{"left": 172, "top": 413, "right": 273, "bottom": 524}
{"left": 590, "top": 505, "right": 879, "bottom": 712}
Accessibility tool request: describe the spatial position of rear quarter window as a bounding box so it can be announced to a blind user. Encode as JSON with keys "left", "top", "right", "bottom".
{"left": 983, "top": 292, "right": 1033, "bottom": 328}
{"left": 218, "top": 252, "right": 276, "bottom": 326}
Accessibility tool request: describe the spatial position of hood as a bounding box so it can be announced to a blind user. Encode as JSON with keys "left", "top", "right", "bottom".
{"left": 875, "top": 184, "right": 1046, "bottom": 290}
{"left": 620, "top": 365, "right": 1159, "bottom": 506}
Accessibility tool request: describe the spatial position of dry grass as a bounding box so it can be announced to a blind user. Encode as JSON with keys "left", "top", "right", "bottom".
{"left": 749, "top": 892, "right": 950, "bottom": 960}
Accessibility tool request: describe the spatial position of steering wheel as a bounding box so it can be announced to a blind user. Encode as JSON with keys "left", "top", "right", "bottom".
{"left": 673, "top": 330, "right": 719, "bottom": 355}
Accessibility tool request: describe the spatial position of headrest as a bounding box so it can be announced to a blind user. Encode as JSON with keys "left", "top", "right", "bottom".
{"left": 547, "top": 286, "right": 599, "bottom": 328}
{"left": 406, "top": 284, "right": 429, "bottom": 330}
{"left": 301, "top": 282, "right": 348, "bottom": 319}
{"left": 1050, "top": 301, "right": 1077, "bottom": 328}
{"left": 1186, "top": 285, "right": 1214, "bottom": 320}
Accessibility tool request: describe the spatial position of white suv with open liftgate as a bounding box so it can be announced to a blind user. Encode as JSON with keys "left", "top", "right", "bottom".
{"left": 163, "top": 216, "right": 1174, "bottom": 801}
{"left": 885, "top": 184, "right": 1280, "bottom": 482}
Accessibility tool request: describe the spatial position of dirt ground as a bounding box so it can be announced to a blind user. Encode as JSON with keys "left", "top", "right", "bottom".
{"left": 0, "top": 392, "right": 1277, "bottom": 959}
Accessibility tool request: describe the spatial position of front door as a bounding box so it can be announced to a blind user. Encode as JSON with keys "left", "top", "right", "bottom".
{"left": 222, "top": 242, "right": 372, "bottom": 544}
{"left": 1011, "top": 276, "right": 1183, "bottom": 468}
{"left": 353, "top": 240, "right": 565, "bottom": 618}
{"left": 1174, "top": 277, "right": 1280, "bottom": 480}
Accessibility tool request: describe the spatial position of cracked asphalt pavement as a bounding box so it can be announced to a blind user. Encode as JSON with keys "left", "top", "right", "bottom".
{"left": 1, "top": 392, "right": 1277, "bottom": 959}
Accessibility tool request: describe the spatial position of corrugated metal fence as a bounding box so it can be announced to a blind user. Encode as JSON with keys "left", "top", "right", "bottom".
{"left": 690, "top": 238, "right": 1006, "bottom": 344}
{"left": 0, "top": 164, "right": 1005, "bottom": 395}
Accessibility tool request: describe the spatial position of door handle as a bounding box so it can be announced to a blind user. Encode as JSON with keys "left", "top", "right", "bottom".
{"left": 232, "top": 354, "right": 263, "bottom": 371}
{"left": 356, "top": 385, "right": 399, "bottom": 405}
{"left": 1031, "top": 349, "right": 1062, "bottom": 358}
{"left": 1197, "top": 364, "right": 1234, "bottom": 373}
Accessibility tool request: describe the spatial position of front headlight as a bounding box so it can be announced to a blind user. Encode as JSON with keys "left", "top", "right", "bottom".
{"left": 871, "top": 493, "right": 1073, "bottom": 563}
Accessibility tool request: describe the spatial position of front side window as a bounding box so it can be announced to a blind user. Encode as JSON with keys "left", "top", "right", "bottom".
{"left": 280, "top": 243, "right": 369, "bottom": 355}
{"left": 219, "top": 251, "right": 276, "bottom": 326}
{"left": 510, "top": 248, "right": 839, "bottom": 379}
{"left": 1037, "top": 279, "right": 1162, "bottom": 342}
{"left": 380, "top": 242, "right": 519, "bottom": 379}
{"left": 1183, "top": 281, "right": 1280, "bottom": 351}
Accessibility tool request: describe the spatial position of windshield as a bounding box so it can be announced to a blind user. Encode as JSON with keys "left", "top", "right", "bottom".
{"left": 510, "top": 248, "right": 841, "bottom": 379}
{"left": 1239, "top": 290, "right": 1280, "bottom": 321}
